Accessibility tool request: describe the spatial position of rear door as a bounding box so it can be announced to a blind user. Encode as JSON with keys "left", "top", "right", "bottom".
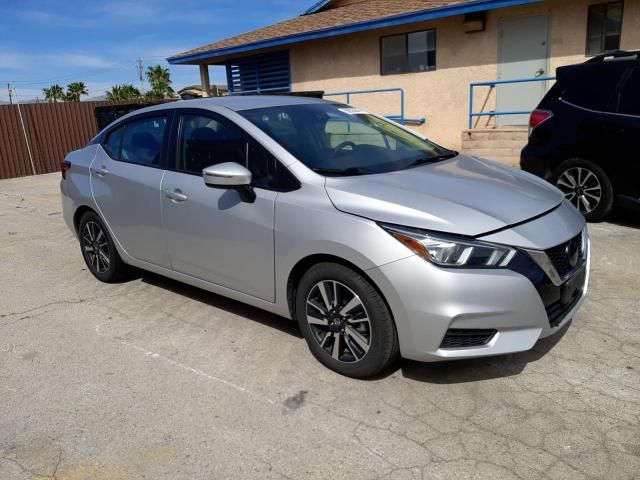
{"left": 559, "top": 62, "right": 629, "bottom": 180}
{"left": 91, "top": 112, "right": 171, "bottom": 267}
{"left": 616, "top": 65, "right": 640, "bottom": 194}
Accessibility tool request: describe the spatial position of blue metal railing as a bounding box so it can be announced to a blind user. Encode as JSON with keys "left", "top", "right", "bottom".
{"left": 468, "top": 76, "right": 556, "bottom": 129}
{"left": 324, "top": 88, "right": 426, "bottom": 125}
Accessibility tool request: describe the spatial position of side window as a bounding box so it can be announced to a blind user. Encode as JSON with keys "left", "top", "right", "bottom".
{"left": 619, "top": 68, "right": 640, "bottom": 116}
{"left": 381, "top": 29, "right": 436, "bottom": 75}
{"left": 120, "top": 116, "right": 167, "bottom": 167}
{"left": 179, "top": 114, "right": 247, "bottom": 173}
{"left": 247, "top": 140, "right": 277, "bottom": 189}
{"left": 103, "top": 126, "right": 123, "bottom": 159}
{"left": 561, "top": 65, "right": 626, "bottom": 112}
{"left": 179, "top": 113, "right": 293, "bottom": 190}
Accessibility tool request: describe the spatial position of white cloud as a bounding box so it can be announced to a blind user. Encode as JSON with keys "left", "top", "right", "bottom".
{"left": 47, "top": 53, "right": 114, "bottom": 69}
{"left": 16, "top": 10, "right": 97, "bottom": 28}
{"left": 0, "top": 52, "right": 31, "bottom": 70}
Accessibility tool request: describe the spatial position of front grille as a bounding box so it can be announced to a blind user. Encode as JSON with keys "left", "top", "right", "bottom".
{"left": 545, "top": 232, "right": 584, "bottom": 278}
{"left": 440, "top": 329, "right": 497, "bottom": 349}
{"left": 546, "top": 293, "right": 582, "bottom": 328}
{"left": 508, "top": 250, "right": 586, "bottom": 328}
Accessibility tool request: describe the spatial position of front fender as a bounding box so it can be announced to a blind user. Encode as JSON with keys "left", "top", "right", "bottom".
{"left": 273, "top": 184, "right": 413, "bottom": 317}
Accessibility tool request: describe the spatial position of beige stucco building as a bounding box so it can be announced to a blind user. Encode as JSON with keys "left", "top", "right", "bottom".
{"left": 169, "top": 0, "right": 640, "bottom": 162}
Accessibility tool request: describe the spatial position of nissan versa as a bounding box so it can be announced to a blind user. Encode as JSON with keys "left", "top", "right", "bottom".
{"left": 60, "top": 96, "right": 590, "bottom": 378}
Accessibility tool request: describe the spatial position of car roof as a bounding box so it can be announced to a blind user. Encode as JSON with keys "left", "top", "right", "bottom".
{"left": 120, "top": 95, "right": 331, "bottom": 119}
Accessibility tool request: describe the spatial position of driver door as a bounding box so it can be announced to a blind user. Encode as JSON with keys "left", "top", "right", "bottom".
{"left": 161, "top": 110, "right": 279, "bottom": 301}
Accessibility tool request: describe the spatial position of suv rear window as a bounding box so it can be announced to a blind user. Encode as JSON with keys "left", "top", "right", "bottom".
{"left": 560, "top": 63, "right": 627, "bottom": 111}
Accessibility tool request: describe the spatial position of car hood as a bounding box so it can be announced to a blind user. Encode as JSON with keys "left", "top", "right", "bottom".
{"left": 324, "top": 155, "right": 564, "bottom": 236}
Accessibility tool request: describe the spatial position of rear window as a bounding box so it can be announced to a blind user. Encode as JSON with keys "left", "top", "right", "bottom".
{"left": 103, "top": 126, "right": 123, "bottom": 159}
{"left": 120, "top": 116, "right": 167, "bottom": 167}
{"left": 559, "top": 63, "right": 627, "bottom": 111}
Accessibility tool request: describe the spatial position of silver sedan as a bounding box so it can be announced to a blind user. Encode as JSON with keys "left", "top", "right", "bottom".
{"left": 60, "top": 96, "right": 589, "bottom": 378}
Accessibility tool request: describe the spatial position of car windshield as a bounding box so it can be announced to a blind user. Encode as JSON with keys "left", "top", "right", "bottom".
{"left": 239, "top": 103, "right": 456, "bottom": 176}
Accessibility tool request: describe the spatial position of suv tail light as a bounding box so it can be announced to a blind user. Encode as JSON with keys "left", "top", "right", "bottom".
{"left": 60, "top": 160, "right": 71, "bottom": 179}
{"left": 528, "top": 109, "right": 553, "bottom": 137}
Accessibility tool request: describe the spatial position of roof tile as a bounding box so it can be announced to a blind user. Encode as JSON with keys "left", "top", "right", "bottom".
{"left": 169, "top": 0, "right": 467, "bottom": 61}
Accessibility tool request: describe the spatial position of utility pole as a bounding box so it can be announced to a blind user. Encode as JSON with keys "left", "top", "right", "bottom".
{"left": 137, "top": 58, "right": 144, "bottom": 93}
{"left": 7, "top": 82, "right": 13, "bottom": 104}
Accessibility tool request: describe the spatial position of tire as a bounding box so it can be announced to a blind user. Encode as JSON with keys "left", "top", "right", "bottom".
{"left": 78, "top": 211, "right": 131, "bottom": 283}
{"left": 295, "top": 262, "right": 399, "bottom": 378}
{"left": 551, "top": 158, "right": 614, "bottom": 222}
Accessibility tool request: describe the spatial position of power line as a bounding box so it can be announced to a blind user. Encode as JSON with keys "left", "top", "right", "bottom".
{"left": 5, "top": 64, "right": 134, "bottom": 87}
{"left": 0, "top": 54, "right": 184, "bottom": 87}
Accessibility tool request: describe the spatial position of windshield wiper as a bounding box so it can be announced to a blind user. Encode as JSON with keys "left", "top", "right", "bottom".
{"left": 408, "top": 151, "right": 459, "bottom": 167}
{"left": 311, "top": 167, "right": 375, "bottom": 176}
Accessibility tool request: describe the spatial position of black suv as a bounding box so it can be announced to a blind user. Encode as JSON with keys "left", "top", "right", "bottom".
{"left": 521, "top": 51, "right": 640, "bottom": 221}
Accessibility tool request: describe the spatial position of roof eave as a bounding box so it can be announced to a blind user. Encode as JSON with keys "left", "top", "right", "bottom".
{"left": 167, "top": 0, "right": 541, "bottom": 65}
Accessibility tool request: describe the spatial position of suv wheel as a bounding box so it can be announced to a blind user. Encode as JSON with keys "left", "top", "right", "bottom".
{"left": 295, "top": 262, "right": 399, "bottom": 378}
{"left": 78, "top": 211, "right": 131, "bottom": 283}
{"left": 552, "top": 158, "right": 614, "bottom": 222}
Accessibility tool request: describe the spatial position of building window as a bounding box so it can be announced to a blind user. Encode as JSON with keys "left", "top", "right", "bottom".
{"left": 381, "top": 30, "right": 436, "bottom": 75}
{"left": 586, "top": 1, "right": 624, "bottom": 56}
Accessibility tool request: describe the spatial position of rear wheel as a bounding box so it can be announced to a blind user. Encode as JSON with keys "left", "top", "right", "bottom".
{"left": 552, "top": 158, "right": 614, "bottom": 222}
{"left": 78, "top": 211, "right": 131, "bottom": 283}
{"left": 295, "top": 262, "right": 399, "bottom": 378}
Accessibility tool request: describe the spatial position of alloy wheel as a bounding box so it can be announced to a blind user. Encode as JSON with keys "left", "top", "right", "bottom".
{"left": 82, "top": 221, "right": 110, "bottom": 274}
{"left": 556, "top": 167, "right": 602, "bottom": 215}
{"left": 305, "top": 280, "right": 372, "bottom": 363}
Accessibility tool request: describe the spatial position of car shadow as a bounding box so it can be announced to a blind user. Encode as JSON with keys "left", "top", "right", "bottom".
{"left": 137, "top": 271, "right": 570, "bottom": 384}
{"left": 139, "top": 272, "right": 303, "bottom": 339}
{"left": 605, "top": 208, "right": 640, "bottom": 229}
{"left": 395, "top": 321, "right": 571, "bottom": 384}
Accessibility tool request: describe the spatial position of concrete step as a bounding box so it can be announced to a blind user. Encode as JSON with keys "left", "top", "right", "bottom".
{"left": 462, "top": 139, "right": 527, "bottom": 150}
{"left": 461, "top": 128, "right": 529, "bottom": 167}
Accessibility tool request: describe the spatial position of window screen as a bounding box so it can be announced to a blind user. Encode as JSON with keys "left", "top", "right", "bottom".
{"left": 619, "top": 68, "right": 640, "bottom": 116}
{"left": 381, "top": 30, "right": 436, "bottom": 75}
{"left": 587, "top": 2, "right": 624, "bottom": 56}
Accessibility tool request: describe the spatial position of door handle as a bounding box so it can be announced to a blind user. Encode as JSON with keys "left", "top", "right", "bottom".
{"left": 92, "top": 166, "right": 109, "bottom": 176}
{"left": 535, "top": 69, "right": 545, "bottom": 78}
{"left": 164, "top": 188, "right": 188, "bottom": 202}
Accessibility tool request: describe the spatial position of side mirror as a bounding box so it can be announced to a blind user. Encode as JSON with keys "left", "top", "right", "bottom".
{"left": 203, "top": 162, "right": 252, "bottom": 187}
{"left": 202, "top": 162, "right": 255, "bottom": 203}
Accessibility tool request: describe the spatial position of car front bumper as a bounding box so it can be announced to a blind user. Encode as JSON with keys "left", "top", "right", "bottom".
{"left": 367, "top": 241, "right": 590, "bottom": 362}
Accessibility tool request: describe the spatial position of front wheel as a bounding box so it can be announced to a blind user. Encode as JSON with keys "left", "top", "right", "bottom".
{"left": 552, "top": 158, "right": 614, "bottom": 222}
{"left": 295, "top": 262, "right": 399, "bottom": 378}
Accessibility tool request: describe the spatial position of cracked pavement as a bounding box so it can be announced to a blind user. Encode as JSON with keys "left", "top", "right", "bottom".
{"left": 1, "top": 173, "right": 639, "bottom": 479}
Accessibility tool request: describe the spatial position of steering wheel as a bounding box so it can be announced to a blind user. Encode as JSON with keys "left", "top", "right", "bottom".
{"left": 332, "top": 141, "right": 356, "bottom": 152}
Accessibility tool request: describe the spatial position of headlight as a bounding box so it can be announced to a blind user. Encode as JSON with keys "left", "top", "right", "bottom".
{"left": 380, "top": 224, "right": 516, "bottom": 268}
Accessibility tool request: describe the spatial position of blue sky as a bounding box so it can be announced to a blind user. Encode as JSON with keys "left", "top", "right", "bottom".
{"left": 0, "top": 0, "right": 303, "bottom": 102}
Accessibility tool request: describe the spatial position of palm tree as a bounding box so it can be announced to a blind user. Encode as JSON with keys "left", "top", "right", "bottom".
{"left": 145, "top": 65, "right": 175, "bottom": 99}
{"left": 65, "top": 82, "right": 88, "bottom": 102}
{"left": 42, "top": 84, "right": 65, "bottom": 103}
{"left": 106, "top": 84, "right": 141, "bottom": 101}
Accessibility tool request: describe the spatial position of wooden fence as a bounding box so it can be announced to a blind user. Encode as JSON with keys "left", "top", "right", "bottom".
{"left": 0, "top": 100, "right": 149, "bottom": 180}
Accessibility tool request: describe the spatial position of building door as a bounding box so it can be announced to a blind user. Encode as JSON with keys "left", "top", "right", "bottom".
{"left": 497, "top": 15, "right": 549, "bottom": 126}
